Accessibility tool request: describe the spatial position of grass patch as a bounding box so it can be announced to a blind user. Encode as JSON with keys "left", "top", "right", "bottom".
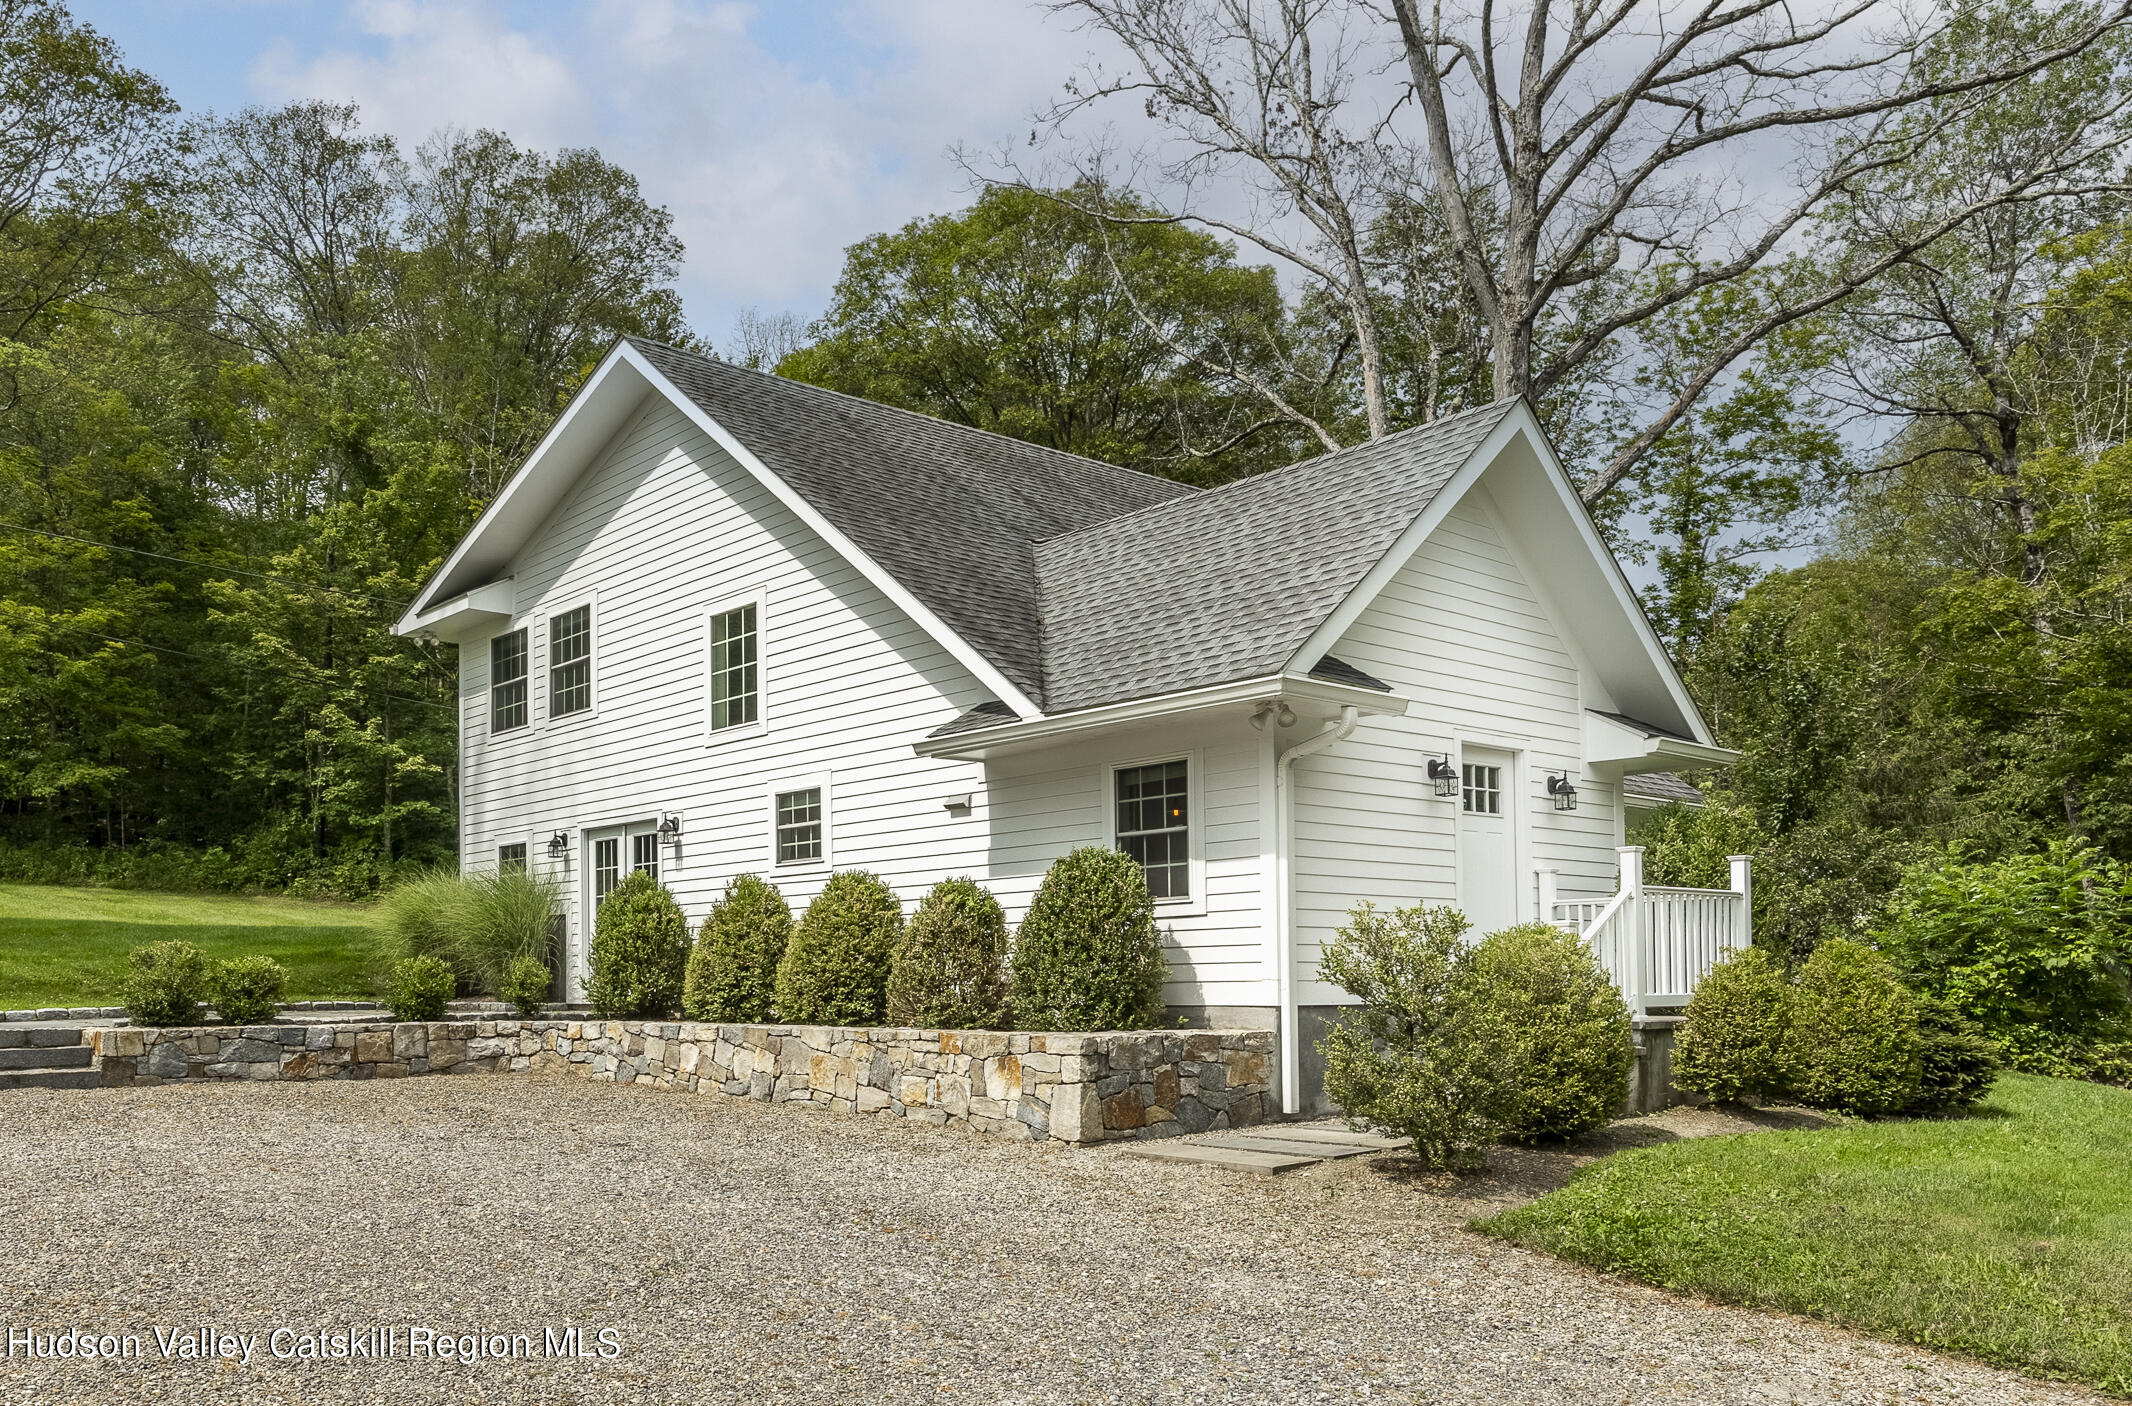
{"left": 0, "top": 883, "right": 375, "bottom": 1008}
{"left": 1480, "top": 1074, "right": 2132, "bottom": 1395}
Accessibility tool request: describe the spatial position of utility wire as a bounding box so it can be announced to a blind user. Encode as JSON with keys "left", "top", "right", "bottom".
{"left": 0, "top": 520, "right": 412, "bottom": 609}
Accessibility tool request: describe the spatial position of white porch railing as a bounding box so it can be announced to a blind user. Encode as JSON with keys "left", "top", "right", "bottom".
{"left": 1537, "top": 846, "right": 1752, "bottom": 1016}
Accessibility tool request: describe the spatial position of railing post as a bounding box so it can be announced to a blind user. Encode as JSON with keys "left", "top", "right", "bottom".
{"left": 1536, "top": 868, "right": 1557, "bottom": 925}
{"left": 1729, "top": 853, "right": 1753, "bottom": 950}
{"left": 1618, "top": 845, "right": 1646, "bottom": 1016}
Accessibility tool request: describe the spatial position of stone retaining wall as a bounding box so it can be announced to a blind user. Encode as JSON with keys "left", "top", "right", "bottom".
{"left": 85, "top": 1020, "right": 1275, "bottom": 1145}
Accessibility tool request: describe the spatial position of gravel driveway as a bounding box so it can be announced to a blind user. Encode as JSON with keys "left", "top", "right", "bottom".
{"left": 0, "top": 1076, "right": 2088, "bottom": 1405}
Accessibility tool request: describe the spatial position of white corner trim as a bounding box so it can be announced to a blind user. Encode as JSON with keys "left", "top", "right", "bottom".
{"left": 620, "top": 343, "right": 1045, "bottom": 721}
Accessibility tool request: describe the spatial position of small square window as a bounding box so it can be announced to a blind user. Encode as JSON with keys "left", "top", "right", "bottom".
{"left": 710, "top": 604, "right": 759, "bottom": 731}
{"left": 1116, "top": 760, "right": 1189, "bottom": 900}
{"left": 490, "top": 628, "right": 528, "bottom": 733}
{"left": 549, "top": 605, "right": 592, "bottom": 717}
{"left": 498, "top": 843, "right": 527, "bottom": 874}
{"left": 774, "top": 787, "right": 822, "bottom": 865}
{"left": 1461, "top": 763, "right": 1501, "bottom": 815}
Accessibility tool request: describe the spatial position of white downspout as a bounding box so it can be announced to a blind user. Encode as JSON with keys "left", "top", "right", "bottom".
{"left": 1274, "top": 704, "right": 1361, "bottom": 1116}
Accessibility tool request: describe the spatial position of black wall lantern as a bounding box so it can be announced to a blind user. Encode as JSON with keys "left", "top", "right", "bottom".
{"left": 1426, "top": 756, "right": 1459, "bottom": 797}
{"left": 1546, "top": 774, "right": 1579, "bottom": 811}
{"left": 546, "top": 830, "right": 570, "bottom": 858}
{"left": 657, "top": 812, "right": 683, "bottom": 844}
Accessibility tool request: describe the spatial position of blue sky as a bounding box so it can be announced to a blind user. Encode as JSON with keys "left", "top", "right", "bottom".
{"left": 92, "top": 1, "right": 1090, "bottom": 348}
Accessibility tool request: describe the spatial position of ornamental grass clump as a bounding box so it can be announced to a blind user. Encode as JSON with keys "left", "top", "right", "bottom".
{"left": 775, "top": 870, "right": 903, "bottom": 1025}
{"left": 209, "top": 955, "right": 287, "bottom": 1025}
{"left": 1472, "top": 922, "right": 1635, "bottom": 1141}
{"left": 370, "top": 867, "right": 468, "bottom": 993}
{"left": 1782, "top": 939, "right": 1923, "bottom": 1115}
{"left": 452, "top": 867, "right": 562, "bottom": 996}
{"left": 385, "top": 955, "right": 455, "bottom": 1021}
{"left": 887, "top": 878, "right": 1010, "bottom": 1029}
{"left": 1317, "top": 903, "right": 1518, "bottom": 1173}
{"left": 1009, "top": 847, "right": 1168, "bottom": 1031}
{"left": 683, "top": 875, "right": 791, "bottom": 1022}
{"left": 587, "top": 870, "right": 692, "bottom": 1018}
{"left": 1673, "top": 945, "right": 1794, "bottom": 1103}
{"left": 121, "top": 940, "right": 210, "bottom": 1027}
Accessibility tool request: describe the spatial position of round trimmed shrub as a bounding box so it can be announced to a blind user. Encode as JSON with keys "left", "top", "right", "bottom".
{"left": 122, "top": 940, "right": 210, "bottom": 1027}
{"left": 1673, "top": 945, "right": 1793, "bottom": 1103}
{"left": 684, "top": 875, "right": 791, "bottom": 1022}
{"left": 210, "top": 955, "right": 287, "bottom": 1025}
{"left": 774, "top": 871, "right": 903, "bottom": 1025}
{"left": 887, "top": 878, "right": 1011, "bottom": 1029}
{"left": 1317, "top": 902, "right": 1518, "bottom": 1172}
{"left": 500, "top": 955, "right": 552, "bottom": 1018}
{"left": 385, "top": 955, "right": 455, "bottom": 1022}
{"left": 1906, "top": 991, "right": 1998, "bottom": 1114}
{"left": 1472, "top": 922, "right": 1635, "bottom": 1140}
{"left": 587, "top": 870, "right": 691, "bottom": 1018}
{"left": 1010, "top": 847, "right": 1169, "bottom": 1031}
{"left": 1782, "top": 939, "right": 1922, "bottom": 1115}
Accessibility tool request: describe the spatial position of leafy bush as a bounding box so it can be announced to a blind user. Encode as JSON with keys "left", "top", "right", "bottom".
{"left": 385, "top": 955, "right": 455, "bottom": 1021}
{"left": 500, "top": 956, "right": 552, "bottom": 1018}
{"left": 451, "top": 867, "right": 562, "bottom": 995}
{"left": 121, "top": 940, "right": 210, "bottom": 1027}
{"left": 683, "top": 875, "right": 791, "bottom": 1022}
{"left": 370, "top": 868, "right": 468, "bottom": 994}
{"left": 1635, "top": 793, "right": 1765, "bottom": 890}
{"left": 1782, "top": 939, "right": 1922, "bottom": 1115}
{"left": 1317, "top": 903, "right": 1517, "bottom": 1172}
{"left": 1009, "top": 847, "right": 1169, "bottom": 1030}
{"left": 887, "top": 878, "right": 1011, "bottom": 1029}
{"left": 774, "top": 871, "right": 903, "bottom": 1025}
{"left": 587, "top": 870, "right": 692, "bottom": 1018}
{"left": 1673, "top": 946, "right": 1793, "bottom": 1103}
{"left": 1472, "top": 923, "right": 1635, "bottom": 1140}
{"left": 210, "top": 955, "right": 287, "bottom": 1025}
{"left": 1907, "top": 991, "right": 1999, "bottom": 1114}
{"left": 1878, "top": 841, "right": 2132, "bottom": 1068}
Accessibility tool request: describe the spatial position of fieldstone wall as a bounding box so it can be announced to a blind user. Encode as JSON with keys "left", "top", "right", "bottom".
{"left": 84, "top": 1020, "right": 1275, "bottom": 1145}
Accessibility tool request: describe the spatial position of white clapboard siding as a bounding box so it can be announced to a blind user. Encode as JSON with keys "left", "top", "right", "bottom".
{"left": 1290, "top": 487, "right": 1621, "bottom": 1000}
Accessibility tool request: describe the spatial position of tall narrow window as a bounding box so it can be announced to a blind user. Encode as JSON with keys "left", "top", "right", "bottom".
{"left": 490, "top": 628, "right": 528, "bottom": 733}
{"left": 1461, "top": 763, "right": 1501, "bottom": 814}
{"left": 549, "top": 605, "right": 592, "bottom": 717}
{"left": 1115, "top": 760, "right": 1190, "bottom": 900}
{"left": 774, "top": 787, "right": 822, "bottom": 865}
{"left": 630, "top": 831, "right": 659, "bottom": 884}
{"left": 710, "top": 603, "right": 759, "bottom": 731}
{"left": 593, "top": 836, "right": 620, "bottom": 906}
{"left": 498, "top": 843, "right": 527, "bottom": 874}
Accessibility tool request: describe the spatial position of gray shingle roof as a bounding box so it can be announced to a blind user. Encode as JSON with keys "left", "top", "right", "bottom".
{"left": 629, "top": 339, "right": 1193, "bottom": 705}
{"left": 1623, "top": 771, "right": 1703, "bottom": 805}
{"left": 1031, "top": 401, "right": 1518, "bottom": 712}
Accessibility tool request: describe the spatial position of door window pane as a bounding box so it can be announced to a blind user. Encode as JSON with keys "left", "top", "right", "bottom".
{"left": 549, "top": 606, "right": 592, "bottom": 717}
{"left": 489, "top": 629, "right": 528, "bottom": 733}
{"left": 631, "top": 830, "right": 659, "bottom": 884}
{"left": 775, "top": 787, "right": 822, "bottom": 864}
{"left": 1115, "top": 760, "right": 1189, "bottom": 899}
{"left": 593, "top": 837, "right": 620, "bottom": 906}
{"left": 1461, "top": 764, "right": 1502, "bottom": 815}
{"left": 710, "top": 604, "right": 759, "bottom": 730}
{"left": 498, "top": 843, "right": 527, "bottom": 874}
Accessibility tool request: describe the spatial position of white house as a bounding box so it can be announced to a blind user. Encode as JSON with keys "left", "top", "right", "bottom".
{"left": 395, "top": 337, "right": 1743, "bottom": 1113}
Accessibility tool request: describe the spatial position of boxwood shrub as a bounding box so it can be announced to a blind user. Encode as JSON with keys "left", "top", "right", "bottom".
{"left": 121, "top": 940, "right": 210, "bottom": 1027}
{"left": 1472, "top": 922, "right": 1634, "bottom": 1140}
{"left": 1783, "top": 938, "right": 1922, "bottom": 1115}
{"left": 1673, "top": 945, "right": 1793, "bottom": 1103}
{"left": 1010, "top": 847, "right": 1168, "bottom": 1031}
{"left": 210, "top": 955, "right": 287, "bottom": 1025}
{"left": 774, "top": 871, "right": 903, "bottom": 1025}
{"left": 587, "top": 870, "right": 692, "bottom": 1018}
{"left": 684, "top": 875, "right": 791, "bottom": 1022}
{"left": 385, "top": 955, "right": 455, "bottom": 1021}
{"left": 887, "top": 878, "right": 1011, "bottom": 1029}
{"left": 500, "top": 955, "right": 552, "bottom": 1018}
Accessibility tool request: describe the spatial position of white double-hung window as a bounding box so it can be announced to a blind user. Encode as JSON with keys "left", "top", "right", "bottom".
{"left": 1114, "top": 759, "right": 1191, "bottom": 900}
{"left": 489, "top": 628, "right": 528, "bottom": 734}
{"left": 708, "top": 598, "right": 760, "bottom": 734}
{"left": 548, "top": 604, "right": 593, "bottom": 718}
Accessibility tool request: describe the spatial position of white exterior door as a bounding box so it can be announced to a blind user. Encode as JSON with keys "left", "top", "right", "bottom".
{"left": 575, "top": 821, "right": 660, "bottom": 998}
{"left": 1457, "top": 747, "right": 1517, "bottom": 935}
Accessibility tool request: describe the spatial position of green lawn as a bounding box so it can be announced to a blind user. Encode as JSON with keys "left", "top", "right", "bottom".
{"left": 1481, "top": 1074, "right": 2132, "bottom": 1395}
{"left": 0, "top": 883, "right": 376, "bottom": 1008}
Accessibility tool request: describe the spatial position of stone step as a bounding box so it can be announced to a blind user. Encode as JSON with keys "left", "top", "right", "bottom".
{"left": 0, "top": 1045, "right": 91, "bottom": 1070}
{"left": 1251, "top": 1123, "right": 1405, "bottom": 1150}
{"left": 0, "top": 1026, "right": 92, "bottom": 1050}
{"left": 1115, "top": 1141, "right": 1320, "bottom": 1175}
{"left": 1190, "top": 1131, "right": 1386, "bottom": 1161}
{"left": 0, "top": 1067, "right": 101, "bottom": 1090}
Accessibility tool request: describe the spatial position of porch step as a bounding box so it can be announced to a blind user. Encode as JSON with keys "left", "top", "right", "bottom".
{"left": 1116, "top": 1120, "right": 1402, "bottom": 1175}
{"left": 0, "top": 1067, "right": 101, "bottom": 1090}
{"left": 0, "top": 1044, "right": 91, "bottom": 1071}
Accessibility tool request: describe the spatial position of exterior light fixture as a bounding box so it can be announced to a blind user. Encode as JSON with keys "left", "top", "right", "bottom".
{"left": 657, "top": 812, "right": 682, "bottom": 844}
{"left": 1426, "top": 756, "right": 1458, "bottom": 797}
{"left": 546, "top": 830, "right": 569, "bottom": 858}
{"left": 1276, "top": 703, "right": 1297, "bottom": 728}
{"left": 1546, "top": 774, "right": 1579, "bottom": 811}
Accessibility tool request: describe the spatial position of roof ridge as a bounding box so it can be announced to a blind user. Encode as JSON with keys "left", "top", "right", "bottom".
{"left": 1032, "top": 397, "right": 1519, "bottom": 552}
{"left": 624, "top": 336, "right": 1199, "bottom": 497}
